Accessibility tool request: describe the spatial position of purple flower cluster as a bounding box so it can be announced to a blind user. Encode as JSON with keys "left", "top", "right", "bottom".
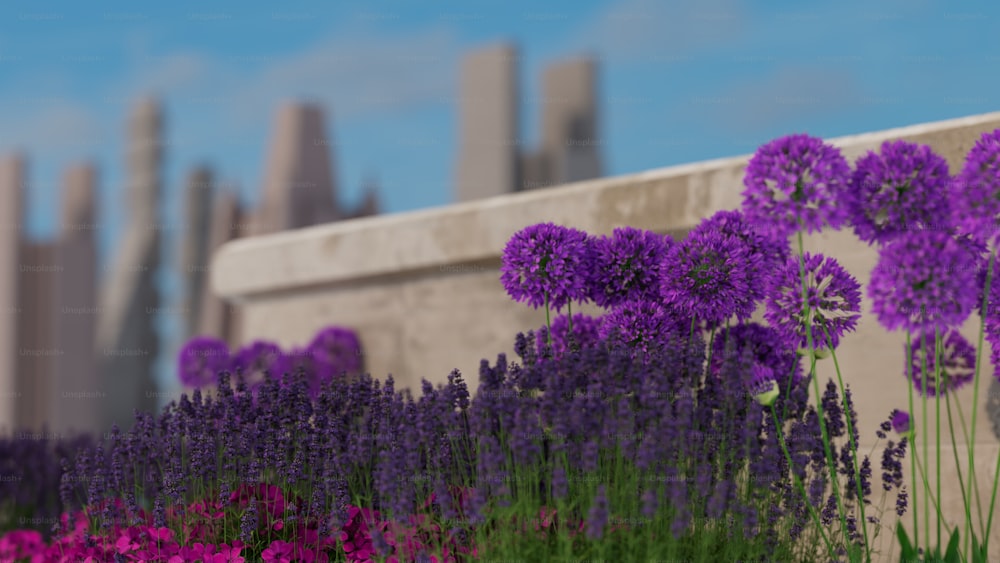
{"left": 869, "top": 230, "right": 979, "bottom": 332}
{"left": 905, "top": 329, "right": 976, "bottom": 397}
{"left": 177, "top": 326, "right": 364, "bottom": 399}
{"left": 500, "top": 222, "right": 594, "bottom": 311}
{"left": 764, "top": 252, "right": 861, "bottom": 351}
{"left": 742, "top": 134, "right": 851, "bottom": 238}
{"left": 844, "top": 140, "right": 952, "bottom": 245}
{"left": 951, "top": 129, "right": 1000, "bottom": 244}
{"left": 589, "top": 226, "right": 671, "bottom": 307}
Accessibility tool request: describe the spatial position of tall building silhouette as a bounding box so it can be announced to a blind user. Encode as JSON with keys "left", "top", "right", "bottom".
{"left": 0, "top": 155, "right": 23, "bottom": 434}
{"left": 455, "top": 46, "right": 603, "bottom": 201}
{"left": 97, "top": 97, "right": 163, "bottom": 431}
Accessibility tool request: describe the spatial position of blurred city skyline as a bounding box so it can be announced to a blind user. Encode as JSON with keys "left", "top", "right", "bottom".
{"left": 1, "top": 0, "right": 998, "bottom": 407}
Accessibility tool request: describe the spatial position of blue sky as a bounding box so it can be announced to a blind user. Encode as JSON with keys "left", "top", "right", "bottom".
{"left": 0, "top": 0, "right": 997, "bottom": 395}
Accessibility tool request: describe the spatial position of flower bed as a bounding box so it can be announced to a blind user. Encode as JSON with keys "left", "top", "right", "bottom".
{"left": 3, "top": 132, "right": 1000, "bottom": 562}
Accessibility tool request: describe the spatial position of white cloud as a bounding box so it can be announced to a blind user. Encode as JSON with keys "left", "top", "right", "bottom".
{"left": 569, "top": 0, "right": 747, "bottom": 61}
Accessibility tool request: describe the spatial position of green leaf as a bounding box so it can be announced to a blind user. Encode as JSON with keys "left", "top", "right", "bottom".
{"left": 971, "top": 533, "right": 988, "bottom": 563}
{"left": 897, "top": 523, "right": 918, "bottom": 561}
{"left": 943, "top": 527, "right": 961, "bottom": 563}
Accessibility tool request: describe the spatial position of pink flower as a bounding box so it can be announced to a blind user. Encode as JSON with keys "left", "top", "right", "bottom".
{"left": 262, "top": 539, "right": 295, "bottom": 563}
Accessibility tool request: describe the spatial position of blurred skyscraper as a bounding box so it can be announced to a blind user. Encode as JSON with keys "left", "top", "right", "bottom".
{"left": 455, "top": 44, "right": 603, "bottom": 202}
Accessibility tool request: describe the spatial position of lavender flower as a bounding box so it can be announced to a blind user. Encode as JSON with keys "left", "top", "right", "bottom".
{"left": 869, "top": 230, "right": 979, "bottom": 332}
{"left": 535, "top": 313, "right": 603, "bottom": 357}
{"left": 742, "top": 134, "right": 851, "bottom": 238}
{"left": 589, "top": 226, "right": 671, "bottom": 307}
{"left": 177, "top": 336, "right": 230, "bottom": 388}
{"left": 844, "top": 140, "right": 952, "bottom": 245}
{"left": 587, "top": 485, "right": 609, "bottom": 540}
{"left": 308, "top": 326, "right": 363, "bottom": 377}
{"left": 660, "top": 226, "right": 762, "bottom": 326}
{"left": 906, "top": 330, "right": 976, "bottom": 396}
{"left": 711, "top": 322, "right": 804, "bottom": 390}
{"left": 764, "top": 253, "right": 861, "bottom": 351}
{"left": 950, "top": 128, "right": 1000, "bottom": 244}
{"left": 500, "top": 223, "right": 594, "bottom": 311}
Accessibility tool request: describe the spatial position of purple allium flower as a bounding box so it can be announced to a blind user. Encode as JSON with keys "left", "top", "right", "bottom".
{"left": 536, "top": 313, "right": 603, "bottom": 357}
{"left": 599, "top": 301, "right": 686, "bottom": 360}
{"left": 230, "top": 340, "right": 288, "bottom": 389}
{"left": 500, "top": 223, "right": 594, "bottom": 311}
{"left": 711, "top": 322, "right": 804, "bottom": 390}
{"left": 742, "top": 134, "right": 852, "bottom": 238}
{"left": 764, "top": 253, "right": 861, "bottom": 351}
{"left": 691, "top": 210, "right": 791, "bottom": 289}
{"left": 905, "top": 330, "right": 976, "bottom": 396}
{"left": 891, "top": 410, "right": 911, "bottom": 434}
{"left": 950, "top": 129, "right": 1000, "bottom": 244}
{"left": 869, "top": 230, "right": 979, "bottom": 332}
{"left": 308, "top": 326, "right": 363, "bottom": 376}
{"left": 589, "top": 226, "right": 671, "bottom": 307}
{"left": 177, "top": 336, "right": 230, "bottom": 388}
{"left": 660, "top": 226, "right": 762, "bottom": 326}
{"left": 844, "top": 140, "right": 952, "bottom": 245}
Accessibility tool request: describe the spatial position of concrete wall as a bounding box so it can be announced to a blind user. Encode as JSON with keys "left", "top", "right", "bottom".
{"left": 213, "top": 111, "right": 1000, "bottom": 558}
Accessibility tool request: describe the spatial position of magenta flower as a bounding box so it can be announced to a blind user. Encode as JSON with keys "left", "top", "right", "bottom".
{"left": 501, "top": 223, "right": 594, "bottom": 311}
{"left": 660, "top": 226, "right": 762, "bottom": 327}
{"left": 906, "top": 329, "right": 976, "bottom": 397}
{"left": 178, "top": 336, "right": 230, "bottom": 388}
{"left": 308, "top": 325, "right": 364, "bottom": 376}
{"left": 844, "top": 140, "right": 952, "bottom": 245}
{"left": 589, "top": 226, "right": 671, "bottom": 307}
{"left": 869, "top": 230, "right": 979, "bottom": 332}
{"left": 950, "top": 128, "right": 1000, "bottom": 244}
{"left": 262, "top": 539, "right": 295, "bottom": 563}
{"left": 742, "top": 134, "right": 852, "bottom": 238}
{"left": 891, "top": 409, "right": 911, "bottom": 434}
{"left": 764, "top": 253, "right": 861, "bottom": 351}
{"left": 230, "top": 340, "right": 288, "bottom": 389}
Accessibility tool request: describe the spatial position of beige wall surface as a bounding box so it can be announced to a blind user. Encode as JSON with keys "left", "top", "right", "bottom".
{"left": 213, "top": 111, "right": 1000, "bottom": 559}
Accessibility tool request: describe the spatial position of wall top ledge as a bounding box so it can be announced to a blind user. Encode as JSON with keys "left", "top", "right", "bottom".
{"left": 212, "top": 111, "right": 1000, "bottom": 301}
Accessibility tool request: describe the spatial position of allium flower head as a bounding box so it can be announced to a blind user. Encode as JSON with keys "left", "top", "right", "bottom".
{"left": 845, "top": 140, "right": 952, "bottom": 245}
{"left": 906, "top": 329, "right": 976, "bottom": 397}
{"left": 891, "top": 409, "right": 911, "bottom": 434}
{"left": 308, "top": 326, "right": 363, "bottom": 376}
{"left": 589, "top": 226, "right": 671, "bottom": 307}
{"left": 711, "top": 322, "right": 804, "bottom": 389}
{"left": 950, "top": 129, "right": 1000, "bottom": 244}
{"left": 764, "top": 253, "right": 861, "bottom": 351}
{"left": 694, "top": 209, "right": 791, "bottom": 268}
{"left": 660, "top": 226, "right": 762, "bottom": 326}
{"left": 600, "top": 300, "right": 687, "bottom": 360}
{"left": 536, "top": 313, "right": 603, "bottom": 357}
{"left": 230, "top": 340, "right": 288, "bottom": 389}
{"left": 501, "top": 223, "right": 594, "bottom": 311}
{"left": 869, "top": 230, "right": 979, "bottom": 332}
{"left": 178, "top": 337, "right": 230, "bottom": 388}
{"left": 742, "top": 134, "right": 852, "bottom": 238}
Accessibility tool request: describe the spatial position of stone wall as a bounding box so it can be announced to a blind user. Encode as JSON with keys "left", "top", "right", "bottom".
{"left": 212, "top": 111, "right": 1000, "bottom": 559}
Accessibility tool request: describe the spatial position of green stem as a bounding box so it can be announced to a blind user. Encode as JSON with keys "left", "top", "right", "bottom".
{"left": 821, "top": 324, "right": 870, "bottom": 561}
{"left": 770, "top": 406, "right": 835, "bottom": 558}
{"left": 905, "top": 330, "right": 919, "bottom": 550}
{"left": 545, "top": 293, "right": 552, "bottom": 348}
{"left": 967, "top": 249, "right": 996, "bottom": 556}
{"left": 795, "top": 230, "right": 851, "bottom": 553}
